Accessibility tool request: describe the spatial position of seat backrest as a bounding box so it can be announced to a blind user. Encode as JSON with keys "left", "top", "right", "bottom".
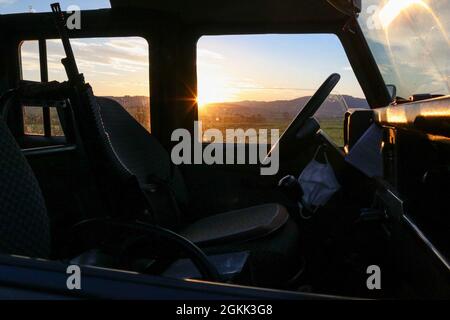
{"left": 13, "top": 81, "right": 187, "bottom": 228}
{"left": 0, "top": 117, "right": 51, "bottom": 258}
{"left": 65, "top": 85, "right": 153, "bottom": 220}
{"left": 96, "top": 97, "right": 189, "bottom": 207}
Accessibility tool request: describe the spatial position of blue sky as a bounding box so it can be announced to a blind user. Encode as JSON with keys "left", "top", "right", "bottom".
{"left": 0, "top": 0, "right": 110, "bottom": 14}
{"left": 197, "top": 34, "right": 364, "bottom": 105}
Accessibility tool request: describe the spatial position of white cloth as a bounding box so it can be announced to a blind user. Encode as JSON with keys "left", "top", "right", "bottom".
{"left": 298, "top": 147, "right": 341, "bottom": 211}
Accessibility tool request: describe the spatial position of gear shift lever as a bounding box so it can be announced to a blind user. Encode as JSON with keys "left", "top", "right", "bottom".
{"left": 278, "top": 175, "right": 303, "bottom": 201}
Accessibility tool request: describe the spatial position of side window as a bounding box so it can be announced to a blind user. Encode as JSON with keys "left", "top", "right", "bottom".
{"left": 196, "top": 34, "right": 368, "bottom": 145}
{"left": 22, "top": 106, "right": 45, "bottom": 136}
{"left": 20, "top": 41, "right": 53, "bottom": 136}
{"left": 19, "top": 36, "right": 150, "bottom": 134}
{"left": 20, "top": 41, "right": 40, "bottom": 82}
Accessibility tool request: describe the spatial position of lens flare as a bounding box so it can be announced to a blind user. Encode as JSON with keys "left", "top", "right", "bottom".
{"left": 379, "top": 0, "right": 448, "bottom": 42}
{"left": 376, "top": 0, "right": 449, "bottom": 95}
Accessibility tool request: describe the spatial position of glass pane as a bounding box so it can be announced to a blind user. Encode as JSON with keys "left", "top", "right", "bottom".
{"left": 50, "top": 108, "right": 64, "bottom": 136}
{"left": 197, "top": 34, "right": 366, "bottom": 145}
{"left": 358, "top": 0, "right": 450, "bottom": 98}
{"left": 20, "top": 41, "right": 40, "bottom": 81}
{"left": 20, "top": 37, "right": 151, "bottom": 133}
{"left": 45, "top": 37, "right": 151, "bottom": 132}
{"left": 23, "top": 106, "right": 44, "bottom": 136}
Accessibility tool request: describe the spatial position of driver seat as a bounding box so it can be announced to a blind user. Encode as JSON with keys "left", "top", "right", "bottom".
{"left": 96, "top": 96, "right": 304, "bottom": 287}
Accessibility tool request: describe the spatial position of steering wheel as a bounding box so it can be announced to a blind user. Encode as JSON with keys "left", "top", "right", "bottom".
{"left": 267, "top": 73, "right": 341, "bottom": 159}
{"left": 69, "top": 218, "right": 221, "bottom": 282}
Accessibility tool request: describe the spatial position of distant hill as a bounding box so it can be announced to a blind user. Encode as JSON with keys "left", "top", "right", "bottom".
{"left": 23, "top": 95, "right": 152, "bottom": 133}
{"left": 104, "top": 95, "right": 149, "bottom": 109}
{"left": 23, "top": 94, "right": 367, "bottom": 135}
{"left": 201, "top": 94, "right": 369, "bottom": 120}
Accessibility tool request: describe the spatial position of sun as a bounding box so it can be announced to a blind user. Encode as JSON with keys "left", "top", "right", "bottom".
{"left": 196, "top": 96, "right": 208, "bottom": 109}
{"left": 197, "top": 69, "right": 237, "bottom": 108}
{"left": 196, "top": 84, "right": 221, "bottom": 108}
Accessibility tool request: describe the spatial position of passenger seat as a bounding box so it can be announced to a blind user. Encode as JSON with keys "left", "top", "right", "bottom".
{"left": 97, "top": 97, "right": 304, "bottom": 287}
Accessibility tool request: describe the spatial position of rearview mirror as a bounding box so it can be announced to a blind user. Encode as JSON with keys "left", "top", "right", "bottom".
{"left": 327, "top": 0, "right": 362, "bottom": 16}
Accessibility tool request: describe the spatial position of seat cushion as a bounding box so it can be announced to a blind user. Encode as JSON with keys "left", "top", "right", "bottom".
{"left": 180, "top": 203, "right": 289, "bottom": 247}
{"left": 202, "top": 217, "right": 303, "bottom": 288}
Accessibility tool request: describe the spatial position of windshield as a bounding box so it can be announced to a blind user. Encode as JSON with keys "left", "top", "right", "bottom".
{"left": 358, "top": 0, "right": 449, "bottom": 99}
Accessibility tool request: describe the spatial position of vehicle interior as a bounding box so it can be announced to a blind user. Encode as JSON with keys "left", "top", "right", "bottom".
{"left": 0, "top": 0, "right": 448, "bottom": 299}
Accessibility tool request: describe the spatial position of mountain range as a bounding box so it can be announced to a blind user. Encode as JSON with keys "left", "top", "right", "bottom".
{"left": 200, "top": 94, "right": 369, "bottom": 119}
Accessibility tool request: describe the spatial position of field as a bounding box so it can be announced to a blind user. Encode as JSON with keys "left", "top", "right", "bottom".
{"left": 200, "top": 117, "right": 344, "bottom": 146}
{"left": 24, "top": 108, "right": 344, "bottom": 146}
{"left": 23, "top": 96, "right": 345, "bottom": 146}
{"left": 23, "top": 107, "right": 64, "bottom": 136}
{"left": 316, "top": 118, "right": 344, "bottom": 146}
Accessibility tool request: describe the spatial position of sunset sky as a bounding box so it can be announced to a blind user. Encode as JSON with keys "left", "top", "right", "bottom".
{"left": 7, "top": 0, "right": 365, "bottom": 103}
{"left": 21, "top": 37, "right": 150, "bottom": 97}
{"left": 197, "top": 34, "right": 364, "bottom": 106}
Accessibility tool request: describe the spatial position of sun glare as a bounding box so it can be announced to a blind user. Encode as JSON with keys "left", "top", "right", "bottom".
{"left": 379, "top": 0, "right": 431, "bottom": 29}
{"left": 197, "top": 73, "right": 237, "bottom": 108}
{"left": 196, "top": 96, "right": 206, "bottom": 109}
{"left": 376, "top": 0, "right": 449, "bottom": 93}
{"left": 196, "top": 93, "right": 211, "bottom": 109}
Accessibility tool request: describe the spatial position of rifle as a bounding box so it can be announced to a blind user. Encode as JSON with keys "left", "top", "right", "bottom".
{"left": 50, "top": 2, "right": 85, "bottom": 86}
{"left": 49, "top": 2, "right": 154, "bottom": 220}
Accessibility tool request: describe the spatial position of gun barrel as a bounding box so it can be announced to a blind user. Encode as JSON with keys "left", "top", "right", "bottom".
{"left": 50, "top": 2, "right": 80, "bottom": 76}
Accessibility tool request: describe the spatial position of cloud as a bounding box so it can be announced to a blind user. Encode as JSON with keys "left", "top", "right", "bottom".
{"left": 197, "top": 49, "right": 225, "bottom": 61}
{"left": 0, "top": 0, "right": 17, "bottom": 6}
{"left": 20, "top": 37, "right": 150, "bottom": 96}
